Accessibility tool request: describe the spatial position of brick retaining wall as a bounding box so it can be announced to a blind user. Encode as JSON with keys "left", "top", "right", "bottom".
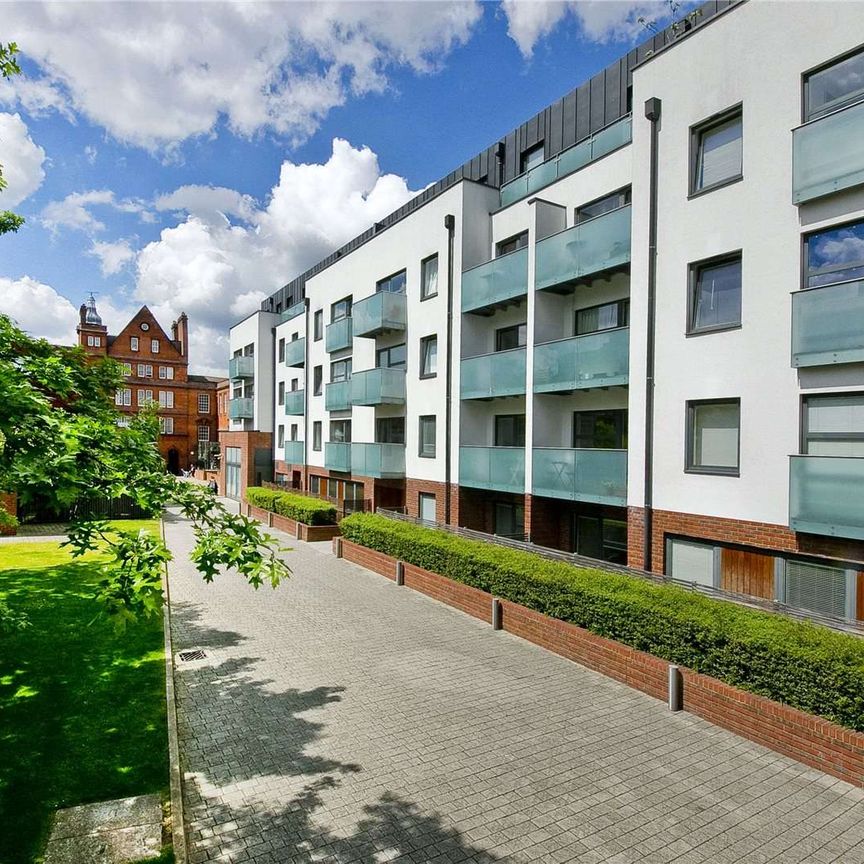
{"left": 246, "top": 503, "right": 341, "bottom": 543}
{"left": 337, "top": 538, "right": 864, "bottom": 787}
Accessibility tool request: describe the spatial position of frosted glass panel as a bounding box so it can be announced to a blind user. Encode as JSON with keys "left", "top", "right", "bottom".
{"left": 691, "top": 403, "right": 739, "bottom": 470}
{"left": 460, "top": 349, "right": 526, "bottom": 399}
{"left": 462, "top": 248, "right": 528, "bottom": 313}
{"left": 789, "top": 455, "right": 864, "bottom": 540}
{"left": 533, "top": 329, "right": 629, "bottom": 393}
{"left": 532, "top": 448, "right": 626, "bottom": 505}
{"left": 459, "top": 446, "right": 525, "bottom": 493}
{"left": 792, "top": 281, "right": 864, "bottom": 366}
{"left": 669, "top": 540, "right": 715, "bottom": 587}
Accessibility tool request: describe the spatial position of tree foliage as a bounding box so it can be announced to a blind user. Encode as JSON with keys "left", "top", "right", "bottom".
{"left": 0, "top": 314, "right": 290, "bottom": 628}
{"left": 0, "top": 41, "right": 25, "bottom": 235}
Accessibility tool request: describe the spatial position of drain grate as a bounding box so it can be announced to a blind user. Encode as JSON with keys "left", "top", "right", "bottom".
{"left": 178, "top": 649, "right": 207, "bottom": 662}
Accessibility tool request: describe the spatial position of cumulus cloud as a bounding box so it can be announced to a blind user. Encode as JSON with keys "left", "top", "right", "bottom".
{"left": 0, "top": 112, "right": 46, "bottom": 207}
{"left": 41, "top": 189, "right": 153, "bottom": 234}
{"left": 155, "top": 186, "right": 257, "bottom": 226}
{"left": 0, "top": 1, "right": 483, "bottom": 152}
{"left": 0, "top": 276, "right": 79, "bottom": 343}
{"left": 89, "top": 238, "right": 136, "bottom": 276}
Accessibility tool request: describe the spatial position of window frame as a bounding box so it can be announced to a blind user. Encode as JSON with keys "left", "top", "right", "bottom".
{"left": 376, "top": 269, "right": 407, "bottom": 295}
{"left": 418, "top": 415, "right": 436, "bottom": 458}
{"left": 801, "top": 392, "right": 864, "bottom": 454}
{"left": 495, "top": 231, "right": 529, "bottom": 257}
{"left": 331, "top": 296, "right": 352, "bottom": 322}
{"left": 802, "top": 43, "right": 864, "bottom": 123}
{"left": 312, "top": 421, "right": 322, "bottom": 451}
{"left": 313, "top": 365, "right": 323, "bottom": 397}
{"left": 151, "top": 338, "right": 160, "bottom": 353}
{"left": 802, "top": 216, "right": 864, "bottom": 289}
{"left": 420, "top": 254, "right": 439, "bottom": 301}
{"left": 575, "top": 187, "right": 631, "bottom": 225}
{"left": 376, "top": 343, "right": 407, "bottom": 369}
{"left": 278, "top": 337, "right": 285, "bottom": 362}
{"left": 520, "top": 142, "right": 545, "bottom": 174}
{"left": 493, "top": 413, "right": 526, "bottom": 447}
{"left": 419, "top": 335, "right": 438, "bottom": 379}
{"left": 495, "top": 323, "right": 527, "bottom": 352}
{"left": 686, "top": 251, "right": 743, "bottom": 336}
{"left": 575, "top": 299, "right": 630, "bottom": 336}
{"left": 685, "top": 397, "right": 741, "bottom": 476}
{"left": 688, "top": 104, "right": 743, "bottom": 198}
{"left": 197, "top": 393, "right": 210, "bottom": 413}
{"left": 313, "top": 310, "right": 324, "bottom": 341}
{"left": 418, "top": 492, "right": 437, "bottom": 523}
{"left": 130, "top": 336, "right": 139, "bottom": 352}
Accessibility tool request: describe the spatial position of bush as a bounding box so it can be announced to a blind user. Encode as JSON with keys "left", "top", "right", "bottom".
{"left": 340, "top": 513, "right": 864, "bottom": 731}
{"left": 246, "top": 487, "right": 337, "bottom": 526}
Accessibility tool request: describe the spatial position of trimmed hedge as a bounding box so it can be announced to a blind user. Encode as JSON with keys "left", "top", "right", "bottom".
{"left": 246, "top": 487, "right": 337, "bottom": 526}
{"left": 340, "top": 513, "right": 864, "bottom": 731}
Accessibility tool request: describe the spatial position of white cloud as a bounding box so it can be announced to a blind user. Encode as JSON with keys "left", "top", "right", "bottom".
{"left": 0, "top": 2, "right": 482, "bottom": 152}
{"left": 155, "top": 186, "right": 257, "bottom": 226}
{"left": 0, "top": 112, "right": 46, "bottom": 207}
{"left": 41, "top": 189, "right": 152, "bottom": 234}
{"left": 89, "top": 238, "right": 136, "bottom": 276}
{"left": 0, "top": 275, "right": 78, "bottom": 343}
{"left": 84, "top": 145, "right": 97, "bottom": 165}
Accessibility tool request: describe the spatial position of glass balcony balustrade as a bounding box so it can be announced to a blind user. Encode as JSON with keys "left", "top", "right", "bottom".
{"left": 228, "top": 397, "right": 254, "bottom": 419}
{"left": 459, "top": 446, "right": 525, "bottom": 494}
{"left": 325, "top": 380, "right": 352, "bottom": 412}
{"left": 534, "top": 328, "right": 629, "bottom": 393}
{"left": 325, "top": 442, "right": 352, "bottom": 473}
{"left": 228, "top": 356, "right": 254, "bottom": 379}
{"left": 352, "top": 292, "right": 407, "bottom": 337}
{"left": 284, "top": 390, "right": 305, "bottom": 415}
{"left": 460, "top": 348, "right": 526, "bottom": 400}
{"left": 284, "top": 440, "right": 304, "bottom": 464}
{"left": 280, "top": 300, "right": 305, "bottom": 322}
{"left": 350, "top": 443, "right": 406, "bottom": 479}
{"left": 789, "top": 455, "right": 864, "bottom": 540}
{"left": 350, "top": 368, "right": 406, "bottom": 406}
{"left": 791, "top": 281, "right": 864, "bottom": 367}
{"left": 284, "top": 337, "right": 306, "bottom": 367}
{"left": 533, "top": 448, "right": 627, "bottom": 506}
{"left": 326, "top": 317, "right": 353, "bottom": 352}
{"left": 461, "top": 248, "right": 528, "bottom": 314}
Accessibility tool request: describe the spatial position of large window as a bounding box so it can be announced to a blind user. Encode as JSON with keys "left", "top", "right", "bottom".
{"left": 496, "top": 231, "right": 528, "bottom": 257}
{"left": 686, "top": 399, "right": 740, "bottom": 475}
{"left": 575, "top": 188, "right": 630, "bottom": 225}
{"left": 330, "top": 419, "right": 351, "bottom": 443}
{"left": 688, "top": 254, "right": 742, "bottom": 334}
{"left": 805, "top": 47, "right": 864, "bottom": 121}
{"left": 376, "top": 343, "right": 406, "bottom": 369}
{"left": 331, "top": 296, "right": 352, "bottom": 322}
{"left": 158, "top": 391, "right": 174, "bottom": 408}
{"left": 419, "top": 335, "right": 437, "bottom": 378}
{"left": 494, "top": 414, "right": 525, "bottom": 447}
{"left": 575, "top": 300, "right": 629, "bottom": 336}
{"left": 419, "top": 415, "right": 436, "bottom": 457}
{"left": 376, "top": 417, "right": 405, "bottom": 444}
{"left": 572, "top": 410, "right": 627, "bottom": 449}
{"left": 495, "top": 323, "right": 527, "bottom": 352}
{"left": 803, "top": 394, "right": 864, "bottom": 456}
{"left": 331, "top": 358, "right": 352, "bottom": 382}
{"left": 376, "top": 270, "right": 406, "bottom": 295}
{"left": 804, "top": 219, "right": 864, "bottom": 288}
{"left": 421, "top": 255, "right": 438, "bottom": 300}
{"left": 691, "top": 107, "right": 743, "bottom": 194}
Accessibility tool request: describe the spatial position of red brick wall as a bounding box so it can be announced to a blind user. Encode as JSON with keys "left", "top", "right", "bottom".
{"left": 403, "top": 562, "right": 492, "bottom": 623}
{"left": 404, "top": 479, "right": 457, "bottom": 524}
{"left": 526, "top": 495, "right": 572, "bottom": 550}
{"left": 0, "top": 493, "right": 17, "bottom": 536}
{"left": 339, "top": 539, "right": 397, "bottom": 579}
{"left": 219, "top": 431, "right": 273, "bottom": 501}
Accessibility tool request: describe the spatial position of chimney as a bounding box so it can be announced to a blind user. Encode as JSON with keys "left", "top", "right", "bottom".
{"left": 171, "top": 319, "right": 178, "bottom": 342}
{"left": 79, "top": 303, "right": 87, "bottom": 325}
{"left": 177, "top": 312, "right": 188, "bottom": 358}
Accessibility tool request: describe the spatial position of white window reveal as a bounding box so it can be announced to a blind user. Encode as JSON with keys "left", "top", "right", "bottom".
{"left": 198, "top": 394, "right": 210, "bottom": 413}
{"left": 159, "top": 416, "right": 174, "bottom": 435}
{"left": 159, "top": 391, "right": 174, "bottom": 408}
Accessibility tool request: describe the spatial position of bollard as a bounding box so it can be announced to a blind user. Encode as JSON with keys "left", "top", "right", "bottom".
{"left": 296, "top": 521, "right": 302, "bottom": 540}
{"left": 268, "top": 511, "right": 274, "bottom": 528}
{"left": 334, "top": 537, "right": 343, "bottom": 558}
{"left": 668, "top": 664, "right": 683, "bottom": 712}
{"left": 491, "top": 597, "right": 502, "bottom": 630}
{"left": 396, "top": 561, "right": 405, "bottom": 586}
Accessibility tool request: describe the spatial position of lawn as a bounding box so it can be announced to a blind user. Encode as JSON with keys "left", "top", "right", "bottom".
{"left": 0, "top": 520, "right": 169, "bottom": 864}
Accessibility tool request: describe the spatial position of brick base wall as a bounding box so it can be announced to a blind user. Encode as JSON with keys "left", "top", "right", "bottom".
{"left": 341, "top": 537, "right": 864, "bottom": 787}
{"left": 247, "top": 503, "right": 340, "bottom": 542}
{"left": 1, "top": 492, "right": 17, "bottom": 536}
{"left": 404, "top": 479, "right": 459, "bottom": 524}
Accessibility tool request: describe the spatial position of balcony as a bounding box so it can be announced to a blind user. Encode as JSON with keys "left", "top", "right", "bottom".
{"left": 284, "top": 389, "right": 305, "bottom": 415}
{"left": 791, "top": 281, "right": 864, "bottom": 367}
{"left": 350, "top": 368, "right": 406, "bottom": 406}
{"left": 326, "top": 317, "right": 353, "bottom": 352}
{"left": 535, "top": 206, "right": 631, "bottom": 292}
{"left": 793, "top": 100, "right": 864, "bottom": 204}
{"left": 228, "top": 356, "right": 254, "bottom": 379}
{"left": 533, "top": 448, "right": 627, "bottom": 506}
{"left": 350, "top": 442, "right": 405, "bottom": 479}
{"left": 460, "top": 348, "right": 526, "bottom": 400}
{"left": 325, "top": 442, "right": 351, "bottom": 473}
{"left": 500, "top": 115, "right": 632, "bottom": 208}
{"left": 461, "top": 248, "right": 528, "bottom": 315}
{"left": 459, "top": 446, "right": 524, "bottom": 494}
{"left": 284, "top": 440, "right": 305, "bottom": 464}
{"left": 280, "top": 300, "right": 305, "bottom": 322}
{"left": 352, "top": 292, "right": 407, "bottom": 337}
{"left": 284, "top": 337, "right": 306, "bottom": 367}
{"left": 325, "top": 380, "right": 352, "bottom": 412}
{"left": 228, "top": 397, "right": 253, "bottom": 420}
{"left": 534, "top": 328, "right": 629, "bottom": 393}
{"left": 789, "top": 455, "right": 864, "bottom": 540}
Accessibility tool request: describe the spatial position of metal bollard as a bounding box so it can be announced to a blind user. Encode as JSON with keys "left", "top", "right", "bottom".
{"left": 668, "top": 665, "right": 683, "bottom": 712}
{"left": 334, "top": 537, "right": 343, "bottom": 558}
{"left": 396, "top": 561, "right": 405, "bottom": 586}
{"left": 491, "top": 597, "right": 502, "bottom": 630}
{"left": 296, "top": 521, "right": 302, "bottom": 540}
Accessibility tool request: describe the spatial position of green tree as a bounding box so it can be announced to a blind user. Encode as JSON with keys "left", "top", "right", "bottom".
{"left": 0, "top": 313, "right": 289, "bottom": 629}
{"left": 0, "top": 41, "right": 25, "bottom": 236}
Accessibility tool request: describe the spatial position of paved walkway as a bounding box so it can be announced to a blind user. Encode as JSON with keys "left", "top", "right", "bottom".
{"left": 164, "top": 509, "right": 864, "bottom": 864}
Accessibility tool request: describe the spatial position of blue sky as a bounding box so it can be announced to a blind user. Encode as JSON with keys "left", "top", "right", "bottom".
{"left": 0, "top": 1, "right": 674, "bottom": 372}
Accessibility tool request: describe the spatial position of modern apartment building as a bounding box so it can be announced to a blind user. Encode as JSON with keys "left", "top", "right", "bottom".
{"left": 225, "top": 0, "right": 864, "bottom": 623}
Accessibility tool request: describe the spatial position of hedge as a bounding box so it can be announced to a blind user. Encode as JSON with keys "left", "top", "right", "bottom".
{"left": 246, "top": 487, "right": 337, "bottom": 526}
{"left": 340, "top": 513, "right": 864, "bottom": 731}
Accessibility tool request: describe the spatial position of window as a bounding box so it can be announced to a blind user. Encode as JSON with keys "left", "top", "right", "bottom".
{"left": 520, "top": 142, "right": 544, "bottom": 174}
{"left": 573, "top": 410, "right": 627, "bottom": 449}
{"left": 313, "top": 421, "right": 322, "bottom": 451}
{"left": 420, "top": 335, "right": 437, "bottom": 378}
{"left": 331, "top": 296, "right": 352, "bottom": 322}
{"left": 197, "top": 394, "right": 210, "bottom": 413}
{"left": 137, "top": 363, "right": 153, "bottom": 378}
{"left": 495, "top": 323, "right": 527, "bottom": 352}
{"left": 290, "top": 424, "right": 298, "bottom": 441}
{"left": 130, "top": 336, "right": 139, "bottom": 351}
{"left": 781, "top": 559, "right": 854, "bottom": 619}
{"left": 310, "top": 475, "right": 321, "bottom": 494}
{"left": 123, "top": 363, "right": 132, "bottom": 376}
{"left": 158, "top": 391, "right": 174, "bottom": 408}
{"left": 198, "top": 425, "right": 210, "bottom": 442}
{"left": 115, "top": 388, "right": 131, "bottom": 406}
{"left": 805, "top": 47, "right": 864, "bottom": 121}
{"left": 158, "top": 366, "right": 174, "bottom": 380}
{"left": 314, "top": 310, "right": 324, "bottom": 341}
{"left": 575, "top": 300, "right": 629, "bottom": 335}
{"left": 419, "top": 415, "right": 436, "bottom": 457}
{"left": 277, "top": 425, "right": 285, "bottom": 448}
{"left": 376, "top": 343, "right": 407, "bottom": 369}
{"left": 313, "top": 365, "right": 323, "bottom": 396}
{"left": 330, "top": 419, "right": 351, "bottom": 443}
{"left": 803, "top": 394, "right": 864, "bottom": 456}
{"left": 804, "top": 218, "right": 864, "bottom": 288}
{"left": 494, "top": 502, "right": 524, "bottom": 538}
{"left": 376, "top": 270, "right": 406, "bottom": 295}
{"left": 376, "top": 417, "right": 405, "bottom": 444}
{"left": 419, "top": 493, "right": 436, "bottom": 523}
{"left": 575, "top": 188, "right": 631, "bottom": 224}
{"left": 496, "top": 231, "right": 528, "bottom": 256}
{"left": 290, "top": 377, "right": 299, "bottom": 391}
{"left": 331, "top": 358, "right": 352, "bottom": 382}
{"left": 421, "top": 255, "right": 438, "bottom": 300}
{"left": 87, "top": 335, "right": 101, "bottom": 347}
{"left": 278, "top": 338, "right": 285, "bottom": 362}
{"left": 691, "top": 108, "right": 742, "bottom": 194}
{"left": 151, "top": 339, "right": 160, "bottom": 353}
{"left": 575, "top": 516, "right": 627, "bottom": 564}
{"left": 688, "top": 254, "right": 742, "bottom": 334}
{"left": 243, "top": 344, "right": 254, "bottom": 356}
{"left": 116, "top": 417, "right": 130, "bottom": 428}
{"left": 494, "top": 414, "right": 525, "bottom": 447}
{"left": 137, "top": 389, "right": 154, "bottom": 406}
{"left": 278, "top": 381, "right": 285, "bottom": 405}
{"left": 159, "top": 416, "right": 174, "bottom": 435}
{"left": 686, "top": 399, "right": 740, "bottom": 475}
{"left": 668, "top": 538, "right": 716, "bottom": 587}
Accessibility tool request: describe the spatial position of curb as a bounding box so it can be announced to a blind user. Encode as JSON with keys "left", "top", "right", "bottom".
{"left": 161, "top": 517, "right": 189, "bottom": 864}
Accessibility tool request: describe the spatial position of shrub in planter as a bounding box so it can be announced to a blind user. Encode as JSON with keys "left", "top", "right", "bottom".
{"left": 245, "top": 487, "right": 336, "bottom": 526}
{"left": 340, "top": 513, "right": 864, "bottom": 732}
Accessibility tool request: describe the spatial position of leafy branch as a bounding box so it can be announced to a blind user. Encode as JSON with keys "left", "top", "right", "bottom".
{"left": 0, "top": 40, "right": 24, "bottom": 235}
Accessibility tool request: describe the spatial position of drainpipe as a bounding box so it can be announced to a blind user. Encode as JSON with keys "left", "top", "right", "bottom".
{"left": 444, "top": 214, "right": 456, "bottom": 524}
{"left": 302, "top": 294, "right": 310, "bottom": 491}
{"left": 643, "top": 97, "right": 661, "bottom": 571}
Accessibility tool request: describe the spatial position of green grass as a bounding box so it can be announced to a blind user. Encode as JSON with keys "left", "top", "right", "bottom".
{"left": 0, "top": 520, "right": 169, "bottom": 864}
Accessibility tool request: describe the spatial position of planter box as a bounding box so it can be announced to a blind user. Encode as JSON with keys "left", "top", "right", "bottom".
{"left": 246, "top": 503, "right": 341, "bottom": 543}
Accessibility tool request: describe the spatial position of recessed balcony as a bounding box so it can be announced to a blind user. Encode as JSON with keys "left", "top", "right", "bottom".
{"left": 460, "top": 348, "right": 526, "bottom": 400}
{"left": 284, "top": 337, "right": 306, "bottom": 367}
{"left": 461, "top": 248, "right": 528, "bottom": 315}
{"left": 326, "top": 317, "right": 353, "bottom": 353}
{"left": 325, "top": 442, "right": 351, "bottom": 473}
{"left": 284, "top": 390, "right": 305, "bottom": 415}
{"left": 350, "top": 368, "right": 406, "bottom": 406}
{"left": 791, "top": 281, "right": 864, "bottom": 367}
{"left": 535, "top": 205, "right": 631, "bottom": 292}
{"left": 228, "top": 356, "right": 255, "bottom": 380}
{"left": 228, "top": 397, "right": 254, "bottom": 420}
{"left": 793, "top": 100, "right": 864, "bottom": 204}
{"left": 284, "top": 440, "right": 304, "bottom": 464}
{"left": 533, "top": 448, "right": 627, "bottom": 506}
{"left": 459, "top": 446, "right": 524, "bottom": 494}
{"left": 534, "top": 328, "right": 629, "bottom": 393}
{"left": 789, "top": 455, "right": 864, "bottom": 540}
{"left": 325, "top": 380, "right": 352, "bottom": 412}
{"left": 350, "top": 443, "right": 405, "bottom": 479}
{"left": 352, "top": 292, "right": 407, "bottom": 337}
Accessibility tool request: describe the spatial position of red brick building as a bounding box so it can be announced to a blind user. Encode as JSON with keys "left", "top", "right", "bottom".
{"left": 77, "top": 295, "right": 223, "bottom": 474}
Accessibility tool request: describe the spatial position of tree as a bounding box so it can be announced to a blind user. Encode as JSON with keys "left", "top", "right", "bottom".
{"left": 0, "top": 41, "right": 25, "bottom": 236}
{"left": 0, "top": 313, "right": 289, "bottom": 629}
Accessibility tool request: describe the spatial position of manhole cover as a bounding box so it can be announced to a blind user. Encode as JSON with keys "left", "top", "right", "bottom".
{"left": 178, "top": 649, "right": 207, "bottom": 662}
